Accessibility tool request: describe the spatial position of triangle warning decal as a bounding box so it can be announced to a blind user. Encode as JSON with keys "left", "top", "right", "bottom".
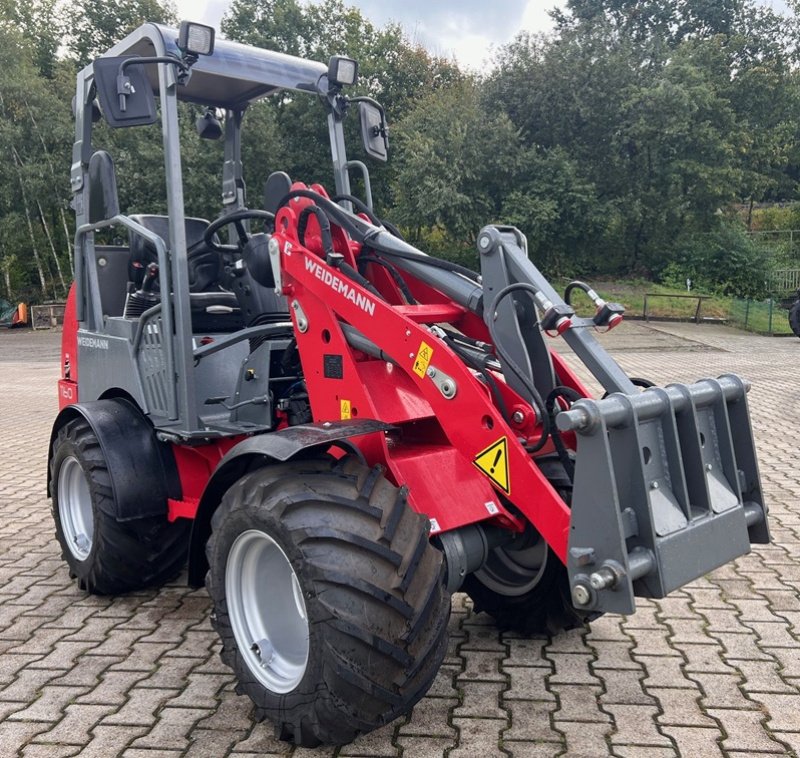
{"left": 473, "top": 437, "right": 510, "bottom": 494}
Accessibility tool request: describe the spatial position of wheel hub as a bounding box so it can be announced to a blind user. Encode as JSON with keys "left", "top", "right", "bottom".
{"left": 225, "top": 530, "right": 309, "bottom": 693}
{"left": 57, "top": 456, "right": 94, "bottom": 561}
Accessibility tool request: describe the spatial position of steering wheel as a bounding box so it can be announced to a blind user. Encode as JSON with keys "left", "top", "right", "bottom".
{"left": 203, "top": 209, "right": 276, "bottom": 253}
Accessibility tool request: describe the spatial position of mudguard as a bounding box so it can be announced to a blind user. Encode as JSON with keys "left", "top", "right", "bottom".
{"left": 47, "top": 398, "right": 180, "bottom": 520}
{"left": 186, "top": 419, "right": 392, "bottom": 586}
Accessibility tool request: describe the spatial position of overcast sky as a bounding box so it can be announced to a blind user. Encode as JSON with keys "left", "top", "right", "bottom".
{"left": 174, "top": 0, "right": 790, "bottom": 71}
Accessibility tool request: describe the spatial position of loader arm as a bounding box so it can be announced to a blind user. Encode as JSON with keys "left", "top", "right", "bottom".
{"left": 271, "top": 185, "right": 769, "bottom": 615}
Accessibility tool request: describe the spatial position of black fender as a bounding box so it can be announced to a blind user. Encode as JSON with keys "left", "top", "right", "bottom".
{"left": 187, "top": 419, "right": 392, "bottom": 586}
{"left": 47, "top": 399, "right": 181, "bottom": 521}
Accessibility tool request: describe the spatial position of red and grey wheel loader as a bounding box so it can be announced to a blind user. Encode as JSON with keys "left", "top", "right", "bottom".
{"left": 48, "top": 20, "right": 770, "bottom": 747}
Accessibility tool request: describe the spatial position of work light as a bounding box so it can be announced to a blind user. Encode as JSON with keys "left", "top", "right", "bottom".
{"left": 327, "top": 56, "right": 358, "bottom": 87}
{"left": 178, "top": 21, "right": 215, "bottom": 57}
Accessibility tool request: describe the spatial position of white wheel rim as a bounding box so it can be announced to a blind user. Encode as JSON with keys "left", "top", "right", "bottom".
{"left": 57, "top": 456, "right": 94, "bottom": 561}
{"left": 225, "top": 529, "right": 309, "bottom": 693}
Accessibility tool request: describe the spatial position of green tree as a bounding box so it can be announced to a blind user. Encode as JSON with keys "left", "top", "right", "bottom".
{"left": 391, "top": 80, "right": 523, "bottom": 251}
{"left": 66, "top": 0, "right": 176, "bottom": 67}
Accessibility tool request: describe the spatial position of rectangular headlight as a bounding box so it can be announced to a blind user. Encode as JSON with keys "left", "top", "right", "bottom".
{"left": 178, "top": 21, "right": 215, "bottom": 57}
{"left": 328, "top": 56, "right": 358, "bottom": 87}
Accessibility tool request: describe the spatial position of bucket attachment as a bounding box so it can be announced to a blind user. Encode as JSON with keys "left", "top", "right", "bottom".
{"left": 556, "top": 374, "right": 769, "bottom": 615}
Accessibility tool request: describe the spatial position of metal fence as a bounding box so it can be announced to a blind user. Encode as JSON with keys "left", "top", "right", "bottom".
{"left": 727, "top": 297, "right": 793, "bottom": 336}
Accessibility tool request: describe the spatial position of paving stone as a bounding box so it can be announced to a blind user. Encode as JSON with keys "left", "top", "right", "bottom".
{"left": 449, "top": 717, "right": 509, "bottom": 757}
{"left": 604, "top": 703, "right": 672, "bottom": 747}
{"left": 100, "top": 687, "right": 181, "bottom": 726}
{"left": 751, "top": 693, "right": 800, "bottom": 732}
{"left": 5, "top": 684, "right": 90, "bottom": 723}
{"left": 554, "top": 720, "right": 612, "bottom": 756}
{"left": 547, "top": 653, "right": 599, "bottom": 685}
{"left": 635, "top": 655, "right": 695, "bottom": 690}
{"left": 129, "top": 706, "right": 212, "bottom": 751}
{"left": 21, "top": 745, "right": 82, "bottom": 758}
{"left": 502, "top": 699, "right": 560, "bottom": 742}
{"left": 649, "top": 687, "right": 717, "bottom": 728}
{"left": 503, "top": 666, "right": 554, "bottom": 701}
{"left": 599, "top": 669, "right": 655, "bottom": 705}
{"left": 183, "top": 729, "right": 252, "bottom": 758}
{"left": 613, "top": 747, "right": 678, "bottom": 758}
{"left": 691, "top": 671, "right": 760, "bottom": 711}
{"left": 394, "top": 736, "right": 455, "bottom": 757}
{"left": 707, "top": 708, "right": 787, "bottom": 753}
{"left": 590, "top": 640, "right": 640, "bottom": 671}
{"left": 734, "top": 659, "right": 796, "bottom": 693}
{"left": 398, "top": 697, "right": 457, "bottom": 737}
{"left": 452, "top": 681, "right": 509, "bottom": 719}
{"left": 658, "top": 726, "right": 723, "bottom": 757}
{"left": 551, "top": 684, "right": 610, "bottom": 723}
{"left": 77, "top": 725, "right": 149, "bottom": 758}
{"left": 339, "top": 722, "right": 400, "bottom": 756}
{"left": 76, "top": 670, "right": 151, "bottom": 706}
{"left": 503, "top": 637, "right": 549, "bottom": 667}
{"left": 457, "top": 648, "right": 507, "bottom": 682}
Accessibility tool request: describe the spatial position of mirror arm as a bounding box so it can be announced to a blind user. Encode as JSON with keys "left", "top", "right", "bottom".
{"left": 116, "top": 55, "right": 191, "bottom": 111}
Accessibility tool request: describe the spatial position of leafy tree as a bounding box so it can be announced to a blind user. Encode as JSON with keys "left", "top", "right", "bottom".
{"left": 66, "top": 0, "right": 176, "bottom": 67}
{"left": 391, "top": 80, "right": 523, "bottom": 250}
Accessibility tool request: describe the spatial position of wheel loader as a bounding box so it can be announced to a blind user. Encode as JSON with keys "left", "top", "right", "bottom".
{"left": 48, "top": 20, "right": 770, "bottom": 747}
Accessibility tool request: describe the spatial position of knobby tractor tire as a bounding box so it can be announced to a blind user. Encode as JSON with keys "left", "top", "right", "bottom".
{"left": 205, "top": 457, "right": 451, "bottom": 748}
{"left": 789, "top": 300, "right": 800, "bottom": 337}
{"left": 462, "top": 458, "right": 595, "bottom": 636}
{"left": 50, "top": 418, "right": 190, "bottom": 594}
{"left": 461, "top": 543, "right": 587, "bottom": 636}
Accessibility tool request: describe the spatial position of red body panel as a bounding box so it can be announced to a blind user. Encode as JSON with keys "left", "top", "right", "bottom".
{"left": 58, "top": 285, "right": 79, "bottom": 410}
{"left": 168, "top": 438, "right": 242, "bottom": 521}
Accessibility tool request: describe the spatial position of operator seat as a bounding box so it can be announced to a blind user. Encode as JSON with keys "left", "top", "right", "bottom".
{"left": 128, "top": 215, "right": 243, "bottom": 331}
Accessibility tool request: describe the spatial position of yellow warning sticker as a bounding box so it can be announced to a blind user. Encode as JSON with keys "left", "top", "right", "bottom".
{"left": 340, "top": 399, "right": 351, "bottom": 420}
{"left": 413, "top": 341, "right": 434, "bottom": 378}
{"left": 473, "top": 437, "right": 510, "bottom": 494}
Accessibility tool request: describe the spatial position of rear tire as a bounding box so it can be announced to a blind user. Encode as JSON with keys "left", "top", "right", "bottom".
{"left": 789, "top": 300, "right": 800, "bottom": 337}
{"left": 462, "top": 538, "right": 586, "bottom": 635}
{"left": 206, "top": 457, "right": 450, "bottom": 747}
{"left": 463, "top": 458, "right": 594, "bottom": 635}
{"left": 50, "top": 418, "right": 189, "bottom": 594}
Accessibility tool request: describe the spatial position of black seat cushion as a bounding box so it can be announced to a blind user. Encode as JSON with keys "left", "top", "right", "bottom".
{"left": 128, "top": 214, "right": 222, "bottom": 292}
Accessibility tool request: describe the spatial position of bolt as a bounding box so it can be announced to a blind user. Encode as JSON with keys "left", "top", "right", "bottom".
{"left": 291, "top": 301, "right": 299, "bottom": 310}
{"left": 572, "top": 584, "right": 591, "bottom": 606}
{"left": 589, "top": 567, "right": 617, "bottom": 591}
{"left": 478, "top": 235, "right": 491, "bottom": 251}
{"left": 442, "top": 381, "right": 454, "bottom": 396}
{"left": 650, "top": 481, "right": 659, "bottom": 490}
{"left": 706, "top": 463, "right": 712, "bottom": 471}
{"left": 427, "top": 366, "right": 437, "bottom": 378}
{"left": 511, "top": 410, "right": 525, "bottom": 424}
{"left": 405, "top": 329, "right": 411, "bottom": 337}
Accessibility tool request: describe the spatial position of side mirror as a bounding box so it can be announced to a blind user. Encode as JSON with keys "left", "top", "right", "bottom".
{"left": 359, "top": 101, "right": 388, "bottom": 163}
{"left": 93, "top": 56, "right": 157, "bottom": 128}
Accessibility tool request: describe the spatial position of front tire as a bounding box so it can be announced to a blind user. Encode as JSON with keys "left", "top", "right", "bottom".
{"left": 206, "top": 457, "right": 451, "bottom": 747}
{"left": 50, "top": 418, "right": 189, "bottom": 594}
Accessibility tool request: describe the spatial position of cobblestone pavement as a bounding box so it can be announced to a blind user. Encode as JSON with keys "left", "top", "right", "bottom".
{"left": 0, "top": 322, "right": 799, "bottom": 757}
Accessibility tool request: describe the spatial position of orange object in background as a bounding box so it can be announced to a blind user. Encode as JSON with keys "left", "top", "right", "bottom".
{"left": 11, "top": 303, "right": 27, "bottom": 326}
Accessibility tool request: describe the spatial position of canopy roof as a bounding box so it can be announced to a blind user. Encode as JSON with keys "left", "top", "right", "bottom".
{"left": 92, "top": 23, "right": 330, "bottom": 109}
